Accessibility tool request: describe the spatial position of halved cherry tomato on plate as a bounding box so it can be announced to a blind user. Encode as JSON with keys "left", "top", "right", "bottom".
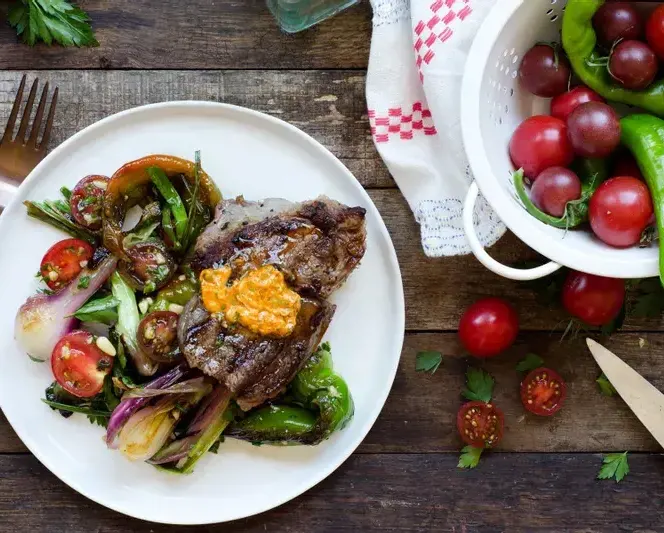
{"left": 456, "top": 401, "right": 504, "bottom": 448}
{"left": 51, "top": 330, "right": 114, "bottom": 398}
{"left": 40, "top": 238, "right": 94, "bottom": 291}
{"left": 520, "top": 367, "right": 566, "bottom": 416}
{"left": 138, "top": 311, "right": 181, "bottom": 363}
{"left": 70, "top": 175, "right": 109, "bottom": 230}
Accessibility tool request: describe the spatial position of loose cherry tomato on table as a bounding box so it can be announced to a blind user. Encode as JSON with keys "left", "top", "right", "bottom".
{"left": 456, "top": 401, "right": 504, "bottom": 448}
{"left": 518, "top": 44, "right": 571, "bottom": 98}
{"left": 458, "top": 298, "right": 519, "bottom": 358}
{"left": 567, "top": 102, "right": 621, "bottom": 159}
{"left": 138, "top": 311, "right": 181, "bottom": 363}
{"left": 550, "top": 86, "right": 604, "bottom": 122}
{"left": 509, "top": 116, "right": 574, "bottom": 179}
{"left": 561, "top": 271, "right": 625, "bottom": 327}
{"left": 520, "top": 368, "right": 567, "bottom": 416}
{"left": 530, "top": 167, "right": 582, "bottom": 217}
{"left": 609, "top": 40, "right": 658, "bottom": 91}
{"left": 646, "top": 5, "right": 664, "bottom": 61}
{"left": 589, "top": 176, "right": 653, "bottom": 248}
{"left": 593, "top": 2, "right": 644, "bottom": 48}
{"left": 51, "top": 330, "right": 114, "bottom": 398}
{"left": 69, "top": 175, "right": 109, "bottom": 231}
{"left": 40, "top": 238, "right": 94, "bottom": 292}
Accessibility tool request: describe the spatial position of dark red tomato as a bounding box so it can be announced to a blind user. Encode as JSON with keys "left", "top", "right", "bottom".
{"left": 593, "top": 2, "right": 643, "bottom": 48}
{"left": 561, "top": 271, "right": 625, "bottom": 326}
{"left": 550, "top": 86, "right": 604, "bottom": 122}
{"left": 520, "top": 368, "right": 566, "bottom": 416}
{"left": 589, "top": 176, "right": 653, "bottom": 248}
{"left": 567, "top": 102, "right": 621, "bottom": 159}
{"left": 457, "top": 401, "right": 504, "bottom": 448}
{"left": 518, "top": 44, "right": 571, "bottom": 98}
{"left": 612, "top": 152, "right": 643, "bottom": 181}
{"left": 138, "top": 311, "right": 180, "bottom": 363}
{"left": 118, "top": 241, "right": 176, "bottom": 292}
{"left": 609, "top": 40, "right": 658, "bottom": 90}
{"left": 51, "top": 330, "right": 114, "bottom": 398}
{"left": 69, "top": 175, "right": 109, "bottom": 231}
{"left": 509, "top": 116, "right": 574, "bottom": 179}
{"left": 458, "top": 298, "right": 519, "bottom": 358}
{"left": 646, "top": 5, "right": 664, "bottom": 60}
{"left": 530, "top": 167, "right": 582, "bottom": 217}
{"left": 40, "top": 238, "right": 94, "bottom": 291}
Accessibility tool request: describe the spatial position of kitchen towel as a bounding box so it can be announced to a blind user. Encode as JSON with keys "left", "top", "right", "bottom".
{"left": 367, "top": 0, "right": 505, "bottom": 256}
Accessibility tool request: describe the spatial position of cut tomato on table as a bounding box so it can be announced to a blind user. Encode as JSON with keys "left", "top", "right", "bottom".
{"left": 69, "top": 175, "right": 109, "bottom": 230}
{"left": 456, "top": 401, "right": 504, "bottom": 448}
{"left": 39, "top": 238, "right": 94, "bottom": 291}
{"left": 51, "top": 330, "right": 114, "bottom": 398}
{"left": 520, "top": 367, "right": 567, "bottom": 416}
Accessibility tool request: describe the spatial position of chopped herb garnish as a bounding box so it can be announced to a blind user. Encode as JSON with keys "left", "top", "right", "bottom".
{"left": 516, "top": 353, "right": 544, "bottom": 373}
{"left": 457, "top": 446, "right": 483, "bottom": 469}
{"left": 598, "top": 452, "right": 629, "bottom": 482}
{"left": 462, "top": 368, "right": 494, "bottom": 403}
{"left": 415, "top": 351, "right": 443, "bottom": 374}
{"left": 596, "top": 372, "right": 617, "bottom": 397}
{"left": 77, "top": 275, "right": 91, "bottom": 289}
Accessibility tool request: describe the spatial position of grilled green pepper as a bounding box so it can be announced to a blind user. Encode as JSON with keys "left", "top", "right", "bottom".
{"left": 149, "top": 276, "right": 198, "bottom": 312}
{"left": 562, "top": 0, "right": 664, "bottom": 116}
{"left": 620, "top": 114, "right": 664, "bottom": 286}
{"left": 227, "top": 343, "right": 354, "bottom": 445}
{"left": 513, "top": 158, "right": 608, "bottom": 229}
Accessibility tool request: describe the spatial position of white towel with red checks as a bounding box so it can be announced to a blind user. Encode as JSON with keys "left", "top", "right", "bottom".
{"left": 367, "top": 0, "right": 505, "bottom": 257}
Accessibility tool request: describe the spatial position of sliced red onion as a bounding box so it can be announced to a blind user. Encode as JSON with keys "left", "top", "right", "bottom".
{"left": 105, "top": 363, "right": 187, "bottom": 448}
{"left": 147, "top": 434, "right": 199, "bottom": 465}
{"left": 122, "top": 377, "right": 210, "bottom": 400}
{"left": 15, "top": 255, "right": 118, "bottom": 362}
{"left": 185, "top": 384, "right": 228, "bottom": 436}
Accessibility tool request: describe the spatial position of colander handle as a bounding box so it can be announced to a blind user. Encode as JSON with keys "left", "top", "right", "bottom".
{"left": 462, "top": 182, "right": 562, "bottom": 281}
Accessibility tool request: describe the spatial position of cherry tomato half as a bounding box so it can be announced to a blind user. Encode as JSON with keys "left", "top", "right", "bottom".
{"left": 509, "top": 116, "right": 574, "bottom": 179}
{"left": 51, "top": 330, "right": 114, "bottom": 398}
{"left": 646, "top": 5, "right": 664, "bottom": 61}
{"left": 520, "top": 367, "right": 566, "bottom": 416}
{"left": 589, "top": 176, "right": 653, "bottom": 248}
{"left": 550, "top": 86, "right": 604, "bottom": 122}
{"left": 458, "top": 298, "right": 519, "bottom": 358}
{"left": 457, "top": 401, "right": 504, "bottom": 448}
{"left": 561, "top": 271, "right": 625, "bottom": 327}
{"left": 138, "top": 311, "right": 181, "bottom": 363}
{"left": 40, "top": 238, "right": 94, "bottom": 292}
{"left": 70, "top": 175, "right": 109, "bottom": 231}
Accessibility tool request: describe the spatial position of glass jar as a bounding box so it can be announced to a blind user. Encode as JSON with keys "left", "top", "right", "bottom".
{"left": 267, "top": 0, "right": 359, "bottom": 33}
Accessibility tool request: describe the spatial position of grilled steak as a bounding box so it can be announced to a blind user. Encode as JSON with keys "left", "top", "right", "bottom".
{"left": 179, "top": 196, "right": 367, "bottom": 409}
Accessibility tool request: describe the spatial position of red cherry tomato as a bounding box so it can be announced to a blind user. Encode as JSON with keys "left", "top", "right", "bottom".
{"left": 530, "top": 167, "right": 582, "bottom": 217}
{"left": 51, "top": 330, "right": 114, "bottom": 398}
{"left": 561, "top": 271, "right": 625, "bottom": 327}
{"left": 40, "top": 238, "right": 94, "bottom": 292}
{"left": 646, "top": 5, "right": 664, "bottom": 61}
{"left": 456, "top": 401, "right": 504, "bottom": 448}
{"left": 520, "top": 368, "right": 567, "bottom": 416}
{"left": 550, "top": 86, "right": 604, "bottom": 122}
{"left": 589, "top": 176, "right": 653, "bottom": 248}
{"left": 69, "top": 175, "right": 109, "bottom": 231}
{"left": 458, "top": 298, "right": 519, "bottom": 358}
{"left": 612, "top": 152, "right": 643, "bottom": 181}
{"left": 509, "top": 116, "right": 574, "bottom": 179}
{"left": 518, "top": 44, "right": 571, "bottom": 98}
{"left": 567, "top": 102, "right": 621, "bottom": 159}
{"left": 137, "top": 311, "right": 181, "bottom": 363}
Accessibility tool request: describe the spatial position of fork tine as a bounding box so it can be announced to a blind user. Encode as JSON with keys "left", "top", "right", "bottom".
{"left": 16, "top": 78, "right": 38, "bottom": 142}
{"left": 27, "top": 82, "right": 49, "bottom": 147}
{"left": 39, "top": 87, "right": 58, "bottom": 150}
{"left": 1, "top": 74, "right": 26, "bottom": 143}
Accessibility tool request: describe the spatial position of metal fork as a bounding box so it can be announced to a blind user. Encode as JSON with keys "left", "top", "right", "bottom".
{"left": 0, "top": 75, "right": 58, "bottom": 213}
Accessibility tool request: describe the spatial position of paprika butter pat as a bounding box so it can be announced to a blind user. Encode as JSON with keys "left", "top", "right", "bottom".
{"left": 200, "top": 265, "right": 301, "bottom": 337}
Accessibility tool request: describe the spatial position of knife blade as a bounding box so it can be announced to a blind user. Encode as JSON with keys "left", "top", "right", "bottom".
{"left": 586, "top": 338, "right": 664, "bottom": 448}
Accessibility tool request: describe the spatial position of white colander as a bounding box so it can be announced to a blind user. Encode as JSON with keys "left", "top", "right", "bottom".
{"left": 460, "top": 0, "right": 660, "bottom": 281}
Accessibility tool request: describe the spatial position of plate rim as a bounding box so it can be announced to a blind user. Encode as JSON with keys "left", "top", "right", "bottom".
{"left": 0, "top": 100, "right": 405, "bottom": 525}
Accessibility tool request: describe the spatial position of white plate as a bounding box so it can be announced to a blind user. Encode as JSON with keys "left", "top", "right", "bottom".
{"left": 0, "top": 102, "right": 405, "bottom": 525}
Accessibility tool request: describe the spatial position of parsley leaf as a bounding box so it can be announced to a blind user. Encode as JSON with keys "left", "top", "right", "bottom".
{"left": 9, "top": 0, "right": 99, "bottom": 47}
{"left": 77, "top": 275, "right": 90, "bottom": 289}
{"left": 596, "top": 373, "right": 617, "bottom": 397}
{"left": 457, "top": 445, "right": 483, "bottom": 469}
{"left": 516, "top": 353, "right": 544, "bottom": 373}
{"left": 416, "top": 351, "right": 443, "bottom": 374}
{"left": 598, "top": 452, "right": 629, "bottom": 482}
{"left": 462, "top": 368, "right": 494, "bottom": 403}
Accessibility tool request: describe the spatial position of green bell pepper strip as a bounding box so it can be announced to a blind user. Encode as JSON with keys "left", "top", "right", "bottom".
{"left": 149, "top": 276, "right": 198, "bottom": 312}
{"left": 620, "top": 114, "right": 664, "bottom": 287}
{"left": 513, "top": 157, "right": 608, "bottom": 229}
{"left": 562, "top": 0, "right": 664, "bottom": 116}
{"left": 227, "top": 343, "right": 354, "bottom": 445}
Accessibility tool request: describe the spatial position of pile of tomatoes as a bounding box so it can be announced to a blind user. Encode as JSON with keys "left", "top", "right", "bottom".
{"left": 510, "top": 3, "right": 664, "bottom": 248}
{"left": 455, "top": 267, "right": 625, "bottom": 449}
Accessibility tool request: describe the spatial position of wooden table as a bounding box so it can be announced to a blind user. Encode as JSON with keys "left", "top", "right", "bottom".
{"left": 1, "top": 2, "right": 664, "bottom": 531}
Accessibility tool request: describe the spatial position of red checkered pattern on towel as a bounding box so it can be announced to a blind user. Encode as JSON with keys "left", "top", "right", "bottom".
{"left": 368, "top": 102, "right": 438, "bottom": 143}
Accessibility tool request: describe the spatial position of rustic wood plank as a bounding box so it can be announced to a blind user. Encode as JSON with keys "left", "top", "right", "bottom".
{"left": 0, "top": 1, "right": 372, "bottom": 70}
{"left": 0, "top": 70, "right": 391, "bottom": 188}
{"left": 2, "top": 332, "right": 662, "bottom": 454}
{"left": 0, "top": 453, "right": 663, "bottom": 531}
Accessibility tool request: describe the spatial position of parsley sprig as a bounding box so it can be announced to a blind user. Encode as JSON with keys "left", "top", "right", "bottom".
{"left": 462, "top": 368, "right": 495, "bottom": 403}
{"left": 596, "top": 373, "right": 617, "bottom": 397}
{"left": 516, "top": 353, "right": 544, "bottom": 373}
{"left": 415, "top": 351, "right": 443, "bottom": 374}
{"left": 457, "top": 446, "right": 483, "bottom": 469}
{"left": 598, "top": 452, "right": 629, "bottom": 482}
